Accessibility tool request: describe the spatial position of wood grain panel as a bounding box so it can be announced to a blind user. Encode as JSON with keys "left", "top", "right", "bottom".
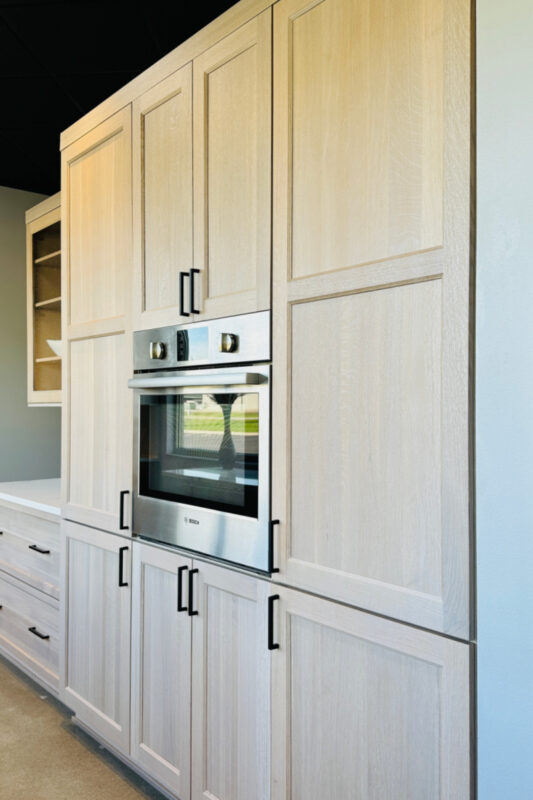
{"left": 271, "top": 587, "right": 471, "bottom": 800}
{"left": 133, "top": 65, "right": 193, "bottom": 329}
{"left": 285, "top": 0, "right": 444, "bottom": 278}
{"left": 191, "top": 563, "right": 270, "bottom": 800}
{"left": 64, "top": 107, "right": 131, "bottom": 331}
{"left": 193, "top": 9, "right": 271, "bottom": 319}
{"left": 131, "top": 544, "right": 192, "bottom": 797}
{"left": 66, "top": 333, "right": 132, "bottom": 534}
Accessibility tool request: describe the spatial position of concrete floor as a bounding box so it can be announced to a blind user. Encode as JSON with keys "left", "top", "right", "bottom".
{"left": 0, "top": 655, "right": 169, "bottom": 800}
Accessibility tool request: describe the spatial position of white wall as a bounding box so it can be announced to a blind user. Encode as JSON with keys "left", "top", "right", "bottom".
{"left": 0, "top": 185, "right": 61, "bottom": 480}
{"left": 476, "top": 1, "right": 533, "bottom": 796}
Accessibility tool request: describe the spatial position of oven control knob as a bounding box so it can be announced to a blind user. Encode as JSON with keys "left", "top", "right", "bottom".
{"left": 219, "top": 333, "right": 239, "bottom": 353}
{"left": 149, "top": 341, "right": 167, "bottom": 360}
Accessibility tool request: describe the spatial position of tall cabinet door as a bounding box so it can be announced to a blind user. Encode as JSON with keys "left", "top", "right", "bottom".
{"left": 61, "top": 521, "right": 131, "bottom": 754}
{"left": 132, "top": 65, "right": 194, "bottom": 331}
{"left": 272, "top": 0, "right": 472, "bottom": 637}
{"left": 191, "top": 562, "right": 271, "bottom": 800}
{"left": 62, "top": 107, "right": 133, "bottom": 534}
{"left": 192, "top": 9, "right": 272, "bottom": 320}
{"left": 271, "top": 586, "right": 471, "bottom": 800}
{"left": 131, "top": 543, "right": 192, "bottom": 798}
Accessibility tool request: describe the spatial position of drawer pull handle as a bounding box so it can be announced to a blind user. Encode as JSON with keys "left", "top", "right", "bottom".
{"left": 28, "top": 544, "right": 51, "bottom": 555}
{"left": 28, "top": 626, "right": 50, "bottom": 640}
{"left": 118, "top": 546, "right": 129, "bottom": 587}
{"left": 177, "top": 565, "right": 188, "bottom": 612}
{"left": 268, "top": 594, "right": 280, "bottom": 651}
{"left": 188, "top": 568, "right": 198, "bottom": 617}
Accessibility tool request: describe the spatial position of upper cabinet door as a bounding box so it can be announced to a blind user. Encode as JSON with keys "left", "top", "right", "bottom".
{"left": 192, "top": 9, "right": 272, "bottom": 321}
{"left": 62, "top": 106, "right": 132, "bottom": 338}
{"left": 132, "top": 65, "right": 194, "bottom": 331}
{"left": 272, "top": 0, "right": 472, "bottom": 638}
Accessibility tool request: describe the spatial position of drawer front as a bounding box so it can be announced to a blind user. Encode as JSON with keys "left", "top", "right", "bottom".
{"left": 0, "top": 573, "right": 59, "bottom": 692}
{"left": 0, "top": 507, "right": 60, "bottom": 598}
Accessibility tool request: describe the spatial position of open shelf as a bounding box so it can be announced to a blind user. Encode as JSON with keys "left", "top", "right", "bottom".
{"left": 34, "top": 249, "right": 61, "bottom": 265}
{"left": 35, "top": 296, "right": 61, "bottom": 311}
{"left": 35, "top": 356, "right": 61, "bottom": 364}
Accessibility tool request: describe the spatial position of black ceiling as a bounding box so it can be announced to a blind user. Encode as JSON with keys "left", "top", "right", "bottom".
{"left": 0, "top": 0, "right": 238, "bottom": 195}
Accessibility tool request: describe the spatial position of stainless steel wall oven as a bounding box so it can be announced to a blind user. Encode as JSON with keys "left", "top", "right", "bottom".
{"left": 128, "top": 311, "right": 271, "bottom": 572}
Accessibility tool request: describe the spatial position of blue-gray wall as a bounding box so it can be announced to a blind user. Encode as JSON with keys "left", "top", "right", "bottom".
{"left": 0, "top": 185, "right": 61, "bottom": 480}
{"left": 476, "top": 1, "right": 533, "bottom": 796}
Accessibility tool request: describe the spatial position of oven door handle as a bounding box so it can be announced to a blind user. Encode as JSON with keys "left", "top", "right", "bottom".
{"left": 127, "top": 372, "right": 267, "bottom": 389}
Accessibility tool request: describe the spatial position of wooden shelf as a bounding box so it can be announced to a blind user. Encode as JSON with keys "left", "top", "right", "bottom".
{"left": 34, "top": 249, "right": 61, "bottom": 265}
{"left": 35, "top": 296, "right": 61, "bottom": 310}
{"left": 35, "top": 356, "right": 61, "bottom": 364}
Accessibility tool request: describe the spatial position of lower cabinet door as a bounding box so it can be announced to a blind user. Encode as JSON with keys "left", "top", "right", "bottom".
{"left": 191, "top": 562, "right": 271, "bottom": 800}
{"left": 271, "top": 586, "right": 472, "bottom": 800}
{"left": 131, "top": 543, "right": 192, "bottom": 797}
{"left": 61, "top": 520, "right": 131, "bottom": 754}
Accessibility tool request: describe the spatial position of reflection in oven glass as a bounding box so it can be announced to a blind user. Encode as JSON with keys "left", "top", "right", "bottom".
{"left": 140, "top": 392, "right": 259, "bottom": 518}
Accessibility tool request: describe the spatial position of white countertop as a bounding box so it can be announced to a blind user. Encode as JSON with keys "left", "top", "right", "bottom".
{"left": 0, "top": 478, "right": 61, "bottom": 516}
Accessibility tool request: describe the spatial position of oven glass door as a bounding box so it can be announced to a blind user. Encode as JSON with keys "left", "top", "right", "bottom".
{"left": 139, "top": 389, "right": 260, "bottom": 518}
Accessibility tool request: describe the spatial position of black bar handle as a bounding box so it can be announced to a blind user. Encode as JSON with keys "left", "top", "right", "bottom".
{"left": 179, "top": 271, "right": 190, "bottom": 317}
{"left": 190, "top": 268, "right": 200, "bottom": 314}
{"left": 177, "top": 565, "right": 188, "bottom": 612}
{"left": 268, "top": 594, "right": 280, "bottom": 651}
{"left": 269, "top": 520, "right": 280, "bottom": 574}
{"left": 188, "top": 568, "right": 199, "bottom": 616}
{"left": 28, "top": 544, "right": 51, "bottom": 555}
{"left": 119, "top": 490, "right": 130, "bottom": 530}
{"left": 118, "top": 546, "right": 129, "bottom": 587}
{"left": 28, "top": 626, "right": 50, "bottom": 640}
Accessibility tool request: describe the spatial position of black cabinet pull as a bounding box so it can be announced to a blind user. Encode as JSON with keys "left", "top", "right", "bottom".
{"left": 188, "top": 568, "right": 199, "bottom": 616}
{"left": 268, "top": 594, "right": 280, "bottom": 651}
{"left": 119, "top": 490, "right": 130, "bottom": 530}
{"left": 190, "top": 268, "right": 200, "bottom": 314}
{"left": 177, "top": 565, "right": 188, "bottom": 612}
{"left": 118, "top": 546, "right": 129, "bottom": 587}
{"left": 28, "top": 626, "right": 50, "bottom": 640}
{"left": 28, "top": 544, "right": 51, "bottom": 555}
{"left": 269, "top": 520, "right": 280, "bottom": 574}
{"left": 179, "top": 271, "right": 190, "bottom": 317}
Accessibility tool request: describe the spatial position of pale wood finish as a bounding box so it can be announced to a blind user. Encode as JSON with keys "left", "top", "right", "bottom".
{"left": 271, "top": 587, "right": 471, "bottom": 800}
{"left": 64, "top": 332, "right": 132, "bottom": 534}
{"left": 26, "top": 202, "right": 62, "bottom": 405}
{"left": 0, "top": 571, "right": 59, "bottom": 693}
{"left": 131, "top": 543, "right": 192, "bottom": 798}
{"left": 59, "top": 0, "right": 276, "bottom": 151}
{"left": 191, "top": 562, "right": 270, "bottom": 800}
{"left": 61, "top": 521, "right": 131, "bottom": 753}
{"left": 0, "top": 505, "right": 60, "bottom": 599}
{"left": 62, "top": 106, "right": 132, "bottom": 338}
{"left": 272, "top": 0, "right": 472, "bottom": 637}
{"left": 132, "top": 64, "right": 194, "bottom": 330}
{"left": 192, "top": 10, "right": 271, "bottom": 319}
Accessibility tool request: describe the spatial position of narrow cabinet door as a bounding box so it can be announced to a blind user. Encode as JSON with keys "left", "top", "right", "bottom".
{"left": 131, "top": 543, "right": 192, "bottom": 798}
{"left": 192, "top": 9, "right": 271, "bottom": 320}
{"left": 132, "top": 64, "right": 194, "bottom": 330}
{"left": 191, "top": 562, "right": 271, "bottom": 800}
{"left": 271, "top": 586, "right": 471, "bottom": 800}
{"left": 61, "top": 521, "right": 131, "bottom": 754}
{"left": 64, "top": 331, "right": 132, "bottom": 535}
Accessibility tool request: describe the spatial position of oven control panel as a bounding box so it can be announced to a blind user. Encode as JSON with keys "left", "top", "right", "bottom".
{"left": 133, "top": 310, "right": 270, "bottom": 371}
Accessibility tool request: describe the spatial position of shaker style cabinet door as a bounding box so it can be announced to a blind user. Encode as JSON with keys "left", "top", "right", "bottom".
{"left": 132, "top": 64, "right": 194, "bottom": 331}
{"left": 130, "top": 543, "right": 192, "bottom": 798}
{"left": 191, "top": 9, "right": 272, "bottom": 321}
{"left": 272, "top": 0, "right": 472, "bottom": 637}
{"left": 271, "top": 587, "right": 471, "bottom": 800}
{"left": 60, "top": 521, "right": 131, "bottom": 754}
{"left": 62, "top": 106, "right": 132, "bottom": 339}
{"left": 191, "top": 562, "right": 271, "bottom": 800}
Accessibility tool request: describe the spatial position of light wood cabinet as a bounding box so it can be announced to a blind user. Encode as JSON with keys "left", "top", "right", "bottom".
{"left": 61, "top": 521, "right": 131, "bottom": 753}
{"left": 191, "top": 561, "right": 271, "bottom": 800}
{"left": 132, "top": 9, "right": 271, "bottom": 329}
{"left": 131, "top": 543, "right": 192, "bottom": 797}
{"left": 272, "top": 0, "right": 472, "bottom": 638}
{"left": 26, "top": 193, "right": 62, "bottom": 405}
{"left": 271, "top": 586, "right": 471, "bottom": 800}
